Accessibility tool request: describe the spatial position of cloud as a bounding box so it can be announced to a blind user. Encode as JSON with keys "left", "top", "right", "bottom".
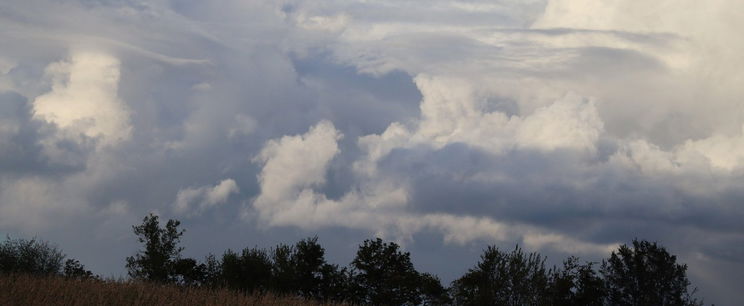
{"left": 516, "top": 93, "right": 602, "bottom": 152}
{"left": 32, "top": 51, "right": 131, "bottom": 147}
{"left": 250, "top": 119, "right": 618, "bottom": 254}
{"left": 251, "top": 120, "right": 344, "bottom": 226}
{"left": 174, "top": 179, "right": 240, "bottom": 216}
{"left": 227, "top": 114, "right": 257, "bottom": 140}
{"left": 1, "top": 0, "right": 744, "bottom": 303}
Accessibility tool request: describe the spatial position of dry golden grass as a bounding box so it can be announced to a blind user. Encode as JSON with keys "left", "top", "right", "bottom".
{"left": 0, "top": 274, "right": 333, "bottom": 306}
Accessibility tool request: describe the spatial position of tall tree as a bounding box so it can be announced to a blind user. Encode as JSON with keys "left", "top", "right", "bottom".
{"left": 125, "top": 213, "right": 184, "bottom": 282}
{"left": 269, "top": 236, "right": 347, "bottom": 301}
{"left": 450, "top": 245, "right": 550, "bottom": 306}
{"left": 601, "top": 239, "right": 702, "bottom": 306}
{"left": 270, "top": 243, "right": 297, "bottom": 294}
{"left": 350, "top": 238, "right": 423, "bottom": 305}
{"left": 548, "top": 256, "right": 605, "bottom": 306}
{"left": 292, "top": 237, "right": 327, "bottom": 298}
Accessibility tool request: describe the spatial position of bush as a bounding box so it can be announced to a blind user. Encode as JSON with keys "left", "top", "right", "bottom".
{"left": 0, "top": 236, "right": 65, "bottom": 276}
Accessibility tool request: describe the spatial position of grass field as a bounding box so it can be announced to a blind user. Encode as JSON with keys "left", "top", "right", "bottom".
{"left": 0, "top": 274, "right": 332, "bottom": 306}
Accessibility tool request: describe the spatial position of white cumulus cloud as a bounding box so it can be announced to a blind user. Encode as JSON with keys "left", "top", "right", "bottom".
{"left": 33, "top": 51, "right": 131, "bottom": 147}
{"left": 174, "top": 179, "right": 240, "bottom": 216}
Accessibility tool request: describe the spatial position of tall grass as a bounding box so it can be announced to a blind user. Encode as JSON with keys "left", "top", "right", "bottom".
{"left": 0, "top": 274, "right": 333, "bottom": 306}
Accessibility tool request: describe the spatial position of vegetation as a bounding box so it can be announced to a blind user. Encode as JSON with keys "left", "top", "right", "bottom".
{"left": 0, "top": 214, "right": 705, "bottom": 305}
{"left": 601, "top": 240, "right": 702, "bottom": 306}
{"left": 125, "top": 213, "right": 185, "bottom": 282}
{"left": 450, "top": 245, "right": 550, "bottom": 305}
{"left": 0, "top": 236, "right": 93, "bottom": 278}
{"left": 348, "top": 238, "right": 440, "bottom": 305}
{"left": 0, "top": 273, "right": 330, "bottom": 306}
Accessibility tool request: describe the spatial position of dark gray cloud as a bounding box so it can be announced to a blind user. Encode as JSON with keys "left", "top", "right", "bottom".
{"left": 0, "top": 91, "right": 92, "bottom": 175}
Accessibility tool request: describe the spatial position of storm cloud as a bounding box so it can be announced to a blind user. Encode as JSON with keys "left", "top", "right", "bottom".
{"left": 1, "top": 0, "right": 743, "bottom": 303}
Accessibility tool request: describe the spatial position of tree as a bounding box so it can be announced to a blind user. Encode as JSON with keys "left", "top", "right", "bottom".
{"left": 350, "top": 238, "right": 423, "bottom": 305}
{"left": 220, "top": 247, "right": 273, "bottom": 293}
{"left": 292, "top": 237, "right": 327, "bottom": 298}
{"left": 125, "top": 213, "right": 184, "bottom": 282}
{"left": 0, "top": 236, "right": 65, "bottom": 275}
{"left": 63, "top": 259, "right": 95, "bottom": 279}
{"left": 172, "top": 257, "right": 206, "bottom": 286}
{"left": 200, "top": 253, "right": 222, "bottom": 287}
{"left": 269, "top": 237, "right": 348, "bottom": 301}
{"left": 450, "top": 245, "right": 550, "bottom": 306}
{"left": 548, "top": 256, "right": 604, "bottom": 306}
{"left": 601, "top": 239, "right": 702, "bottom": 306}
{"left": 317, "top": 263, "right": 350, "bottom": 302}
{"left": 419, "top": 272, "right": 452, "bottom": 305}
{"left": 270, "top": 243, "right": 297, "bottom": 294}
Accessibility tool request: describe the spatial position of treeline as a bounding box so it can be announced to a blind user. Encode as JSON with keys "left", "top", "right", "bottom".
{"left": 0, "top": 236, "right": 94, "bottom": 279}
{"left": 1, "top": 213, "right": 704, "bottom": 306}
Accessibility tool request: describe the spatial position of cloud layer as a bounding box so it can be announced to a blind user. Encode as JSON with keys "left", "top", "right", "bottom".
{"left": 1, "top": 0, "right": 743, "bottom": 303}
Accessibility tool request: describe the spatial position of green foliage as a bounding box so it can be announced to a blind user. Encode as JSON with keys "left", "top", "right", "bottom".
{"left": 0, "top": 236, "right": 65, "bottom": 275}
{"left": 601, "top": 239, "right": 702, "bottom": 306}
{"left": 125, "top": 213, "right": 185, "bottom": 282}
{"left": 450, "top": 245, "right": 550, "bottom": 306}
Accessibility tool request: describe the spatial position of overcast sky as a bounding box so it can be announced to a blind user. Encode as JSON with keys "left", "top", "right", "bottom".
{"left": 1, "top": 0, "right": 743, "bottom": 304}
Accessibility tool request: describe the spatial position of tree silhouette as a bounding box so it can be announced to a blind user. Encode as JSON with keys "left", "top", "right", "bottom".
{"left": 200, "top": 253, "right": 222, "bottom": 287}
{"left": 265, "top": 237, "right": 349, "bottom": 301}
{"left": 450, "top": 245, "right": 550, "bottom": 306}
{"left": 270, "top": 243, "right": 296, "bottom": 294}
{"left": 548, "top": 256, "right": 604, "bottom": 306}
{"left": 114, "top": 216, "right": 707, "bottom": 304}
{"left": 601, "top": 239, "right": 702, "bottom": 306}
{"left": 0, "top": 236, "right": 65, "bottom": 275}
{"left": 292, "top": 237, "right": 328, "bottom": 298}
{"left": 63, "top": 259, "right": 94, "bottom": 279}
{"left": 350, "top": 238, "right": 424, "bottom": 305}
{"left": 317, "top": 262, "right": 349, "bottom": 302}
{"left": 419, "top": 272, "right": 452, "bottom": 305}
{"left": 172, "top": 257, "right": 206, "bottom": 286}
{"left": 125, "top": 213, "right": 184, "bottom": 282}
{"left": 220, "top": 247, "right": 273, "bottom": 293}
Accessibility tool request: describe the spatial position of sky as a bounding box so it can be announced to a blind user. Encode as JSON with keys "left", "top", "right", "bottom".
{"left": 1, "top": 0, "right": 743, "bottom": 303}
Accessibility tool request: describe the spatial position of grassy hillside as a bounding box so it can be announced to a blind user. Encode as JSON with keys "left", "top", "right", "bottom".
{"left": 0, "top": 274, "right": 332, "bottom": 306}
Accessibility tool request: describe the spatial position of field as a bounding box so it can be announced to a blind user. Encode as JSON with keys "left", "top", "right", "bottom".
{"left": 0, "top": 274, "right": 330, "bottom": 306}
